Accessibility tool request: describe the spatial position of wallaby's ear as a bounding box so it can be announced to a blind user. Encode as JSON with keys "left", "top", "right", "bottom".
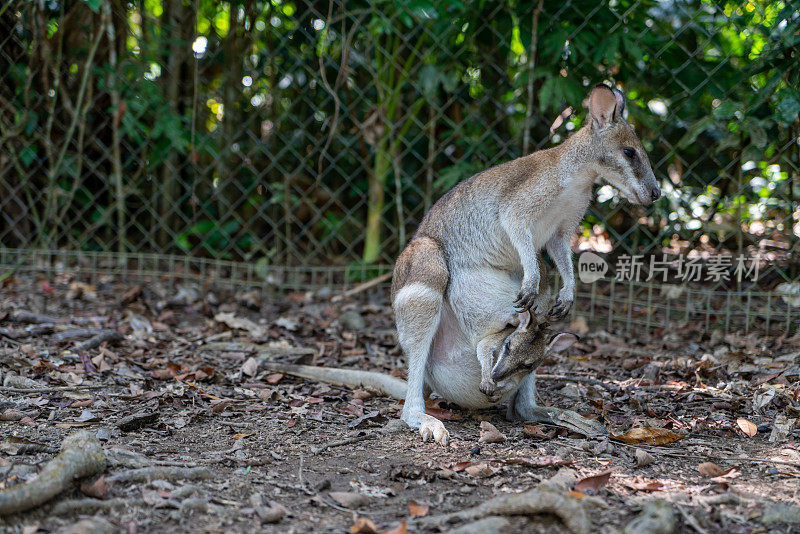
{"left": 547, "top": 332, "right": 579, "bottom": 353}
{"left": 611, "top": 87, "right": 626, "bottom": 121}
{"left": 589, "top": 84, "right": 618, "bottom": 130}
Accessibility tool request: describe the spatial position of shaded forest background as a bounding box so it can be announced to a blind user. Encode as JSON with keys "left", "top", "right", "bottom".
{"left": 0, "top": 0, "right": 798, "bottom": 285}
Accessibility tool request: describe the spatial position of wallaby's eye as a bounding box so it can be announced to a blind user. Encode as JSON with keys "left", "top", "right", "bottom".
{"left": 623, "top": 147, "right": 636, "bottom": 159}
{"left": 502, "top": 341, "right": 510, "bottom": 355}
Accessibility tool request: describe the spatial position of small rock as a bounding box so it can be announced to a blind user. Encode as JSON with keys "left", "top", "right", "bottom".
{"left": 761, "top": 502, "right": 800, "bottom": 524}
{"left": 241, "top": 357, "right": 259, "bottom": 377}
{"left": 634, "top": 449, "right": 655, "bottom": 467}
{"left": 447, "top": 516, "right": 511, "bottom": 534}
{"left": 464, "top": 463, "right": 497, "bottom": 478}
{"left": 173, "top": 484, "right": 204, "bottom": 499}
{"left": 58, "top": 517, "right": 115, "bottom": 534}
{"left": 339, "top": 310, "right": 366, "bottom": 331}
{"left": 249, "top": 492, "right": 264, "bottom": 507}
{"left": 329, "top": 491, "right": 369, "bottom": 508}
{"left": 180, "top": 497, "right": 208, "bottom": 515}
{"left": 3, "top": 373, "right": 42, "bottom": 388}
{"left": 256, "top": 502, "right": 287, "bottom": 523}
{"left": 624, "top": 499, "right": 675, "bottom": 534}
{"left": 116, "top": 412, "right": 158, "bottom": 432}
{"left": 0, "top": 409, "right": 25, "bottom": 421}
{"left": 381, "top": 418, "right": 409, "bottom": 434}
{"left": 560, "top": 383, "right": 582, "bottom": 399}
{"left": 478, "top": 421, "right": 505, "bottom": 444}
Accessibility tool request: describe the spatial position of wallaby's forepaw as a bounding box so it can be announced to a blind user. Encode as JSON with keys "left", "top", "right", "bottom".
{"left": 548, "top": 297, "right": 573, "bottom": 320}
{"left": 514, "top": 283, "right": 538, "bottom": 312}
{"left": 479, "top": 378, "right": 496, "bottom": 396}
{"left": 479, "top": 379, "right": 502, "bottom": 403}
{"left": 418, "top": 413, "right": 449, "bottom": 445}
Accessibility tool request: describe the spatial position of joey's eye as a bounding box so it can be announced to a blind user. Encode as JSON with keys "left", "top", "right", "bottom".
{"left": 502, "top": 341, "right": 510, "bottom": 355}
{"left": 623, "top": 147, "right": 636, "bottom": 159}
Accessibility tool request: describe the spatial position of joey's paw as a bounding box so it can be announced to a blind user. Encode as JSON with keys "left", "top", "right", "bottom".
{"left": 418, "top": 413, "right": 449, "bottom": 446}
{"left": 548, "top": 297, "right": 573, "bottom": 320}
{"left": 514, "top": 285, "right": 538, "bottom": 312}
{"left": 479, "top": 379, "right": 499, "bottom": 400}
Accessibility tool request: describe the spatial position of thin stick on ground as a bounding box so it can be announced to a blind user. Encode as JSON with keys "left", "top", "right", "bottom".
{"left": 311, "top": 432, "right": 377, "bottom": 454}
{"left": 331, "top": 272, "right": 392, "bottom": 302}
{"left": 72, "top": 330, "right": 123, "bottom": 352}
{"left": 614, "top": 441, "right": 800, "bottom": 469}
{"left": 105, "top": 466, "right": 213, "bottom": 483}
{"left": 537, "top": 373, "right": 620, "bottom": 393}
{"left": 0, "top": 431, "right": 106, "bottom": 515}
{"left": 0, "top": 385, "right": 105, "bottom": 393}
{"left": 5, "top": 310, "right": 61, "bottom": 324}
{"left": 52, "top": 498, "right": 142, "bottom": 515}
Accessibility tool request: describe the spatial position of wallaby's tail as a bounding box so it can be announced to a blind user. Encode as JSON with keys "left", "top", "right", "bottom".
{"left": 260, "top": 362, "right": 407, "bottom": 400}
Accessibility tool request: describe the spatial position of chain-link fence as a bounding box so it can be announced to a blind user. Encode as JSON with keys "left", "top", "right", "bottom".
{"left": 1, "top": 1, "right": 799, "bottom": 330}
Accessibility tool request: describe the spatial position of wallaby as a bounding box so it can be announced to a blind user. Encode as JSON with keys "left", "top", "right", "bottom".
{"left": 391, "top": 83, "right": 659, "bottom": 444}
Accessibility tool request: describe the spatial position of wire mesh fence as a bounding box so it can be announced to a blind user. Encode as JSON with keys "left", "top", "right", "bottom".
{"left": 1, "top": 0, "right": 799, "bottom": 330}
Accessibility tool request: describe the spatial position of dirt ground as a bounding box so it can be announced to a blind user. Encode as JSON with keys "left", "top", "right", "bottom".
{"left": 1, "top": 271, "right": 799, "bottom": 533}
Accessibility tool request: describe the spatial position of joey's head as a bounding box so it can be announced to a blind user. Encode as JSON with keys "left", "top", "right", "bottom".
{"left": 490, "top": 310, "right": 579, "bottom": 383}
{"left": 586, "top": 83, "right": 661, "bottom": 205}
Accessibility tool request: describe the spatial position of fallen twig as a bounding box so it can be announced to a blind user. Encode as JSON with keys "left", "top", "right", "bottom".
{"left": 5, "top": 310, "right": 61, "bottom": 324}
{"left": 614, "top": 441, "right": 800, "bottom": 469}
{"left": 106, "top": 466, "right": 213, "bottom": 483}
{"left": 537, "top": 374, "right": 620, "bottom": 393}
{"left": 218, "top": 421, "right": 252, "bottom": 430}
{"left": 52, "top": 328, "right": 109, "bottom": 342}
{"left": 0, "top": 431, "right": 106, "bottom": 515}
{"left": 52, "top": 498, "right": 142, "bottom": 515}
{"left": 0, "top": 385, "right": 105, "bottom": 394}
{"left": 311, "top": 432, "right": 377, "bottom": 454}
{"left": 331, "top": 272, "right": 392, "bottom": 302}
{"left": 72, "top": 330, "right": 123, "bottom": 352}
{"left": 0, "top": 324, "right": 54, "bottom": 340}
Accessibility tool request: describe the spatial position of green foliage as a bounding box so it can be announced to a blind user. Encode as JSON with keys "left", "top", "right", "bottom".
{"left": 4, "top": 0, "right": 798, "bottom": 266}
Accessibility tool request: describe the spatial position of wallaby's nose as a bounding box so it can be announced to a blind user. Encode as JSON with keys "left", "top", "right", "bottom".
{"left": 491, "top": 366, "right": 507, "bottom": 383}
{"left": 651, "top": 184, "right": 661, "bottom": 202}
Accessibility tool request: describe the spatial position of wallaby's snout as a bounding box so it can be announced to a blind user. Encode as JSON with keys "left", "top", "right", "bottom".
{"left": 641, "top": 173, "right": 661, "bottom": 205}
{"left": 491, "top": 348, "right": 518, "bottom": 382}
{"left": 650, "top": 182, "right": 662, "bottom": 202}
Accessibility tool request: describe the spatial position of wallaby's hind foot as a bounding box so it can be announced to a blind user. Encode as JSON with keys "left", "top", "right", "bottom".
{"left": 418, "top": 413, "right": 450, "bottom": 445}
{"left": 401, "top": 409, "right": 450, "bottom": 446}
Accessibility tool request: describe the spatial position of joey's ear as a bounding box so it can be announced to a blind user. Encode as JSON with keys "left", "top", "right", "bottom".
{"left": 516, "top": 309, "right": 535, "bottom": 332}
{"left": 611, "top": 87, "right": 626, "bottom": 121}
{"left": 588, "top": 84, "right": 617, "bottom": 130}
{"left": 546, "top": 332, "right": 579, "bottom": 353}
